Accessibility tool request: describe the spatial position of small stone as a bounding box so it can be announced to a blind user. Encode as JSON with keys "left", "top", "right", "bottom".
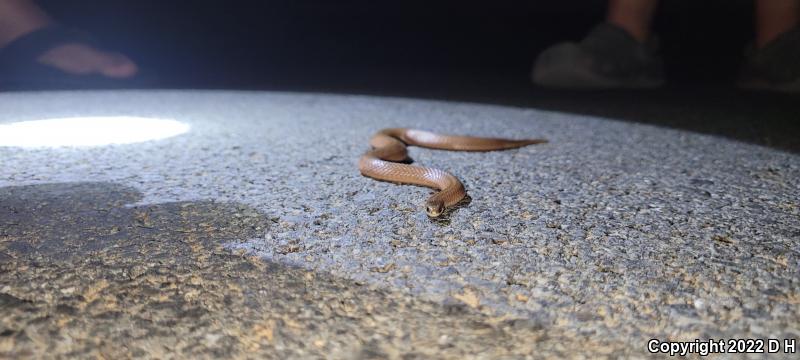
{"left": 491, "top": 237, "right": 508, "bottom": 245}
{"left": 370, "top": 263, "right": 396, "bottom": 273}
{"left": 453, "top": 289, "right": 480, "bottom": 309}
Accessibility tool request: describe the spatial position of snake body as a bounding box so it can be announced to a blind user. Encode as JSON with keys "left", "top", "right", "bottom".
{"left": 358, "top": 128, "right": 546, "bottom": 217}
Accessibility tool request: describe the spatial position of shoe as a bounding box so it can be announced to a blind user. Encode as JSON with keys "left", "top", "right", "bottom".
{"left": 532, "top": 23, "right": 664, "bottom": 89}
{"left": 737, "top": 27, "right": 800, "bottom": 93}
{"left": 0, "top": 25, "right": 155, "bottom": 90}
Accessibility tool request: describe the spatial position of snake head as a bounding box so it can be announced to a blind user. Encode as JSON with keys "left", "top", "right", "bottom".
{"left": 425, "top": 201, "right": 445, "bottom": 217}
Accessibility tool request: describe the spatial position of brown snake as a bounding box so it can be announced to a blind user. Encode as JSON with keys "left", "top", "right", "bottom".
{"left": 358, "top": 128, "right": 547, "bottom": 217}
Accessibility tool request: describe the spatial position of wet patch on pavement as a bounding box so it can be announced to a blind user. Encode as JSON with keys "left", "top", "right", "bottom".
{"left": 0, "top": 182, "right": 613, "bottom": 358}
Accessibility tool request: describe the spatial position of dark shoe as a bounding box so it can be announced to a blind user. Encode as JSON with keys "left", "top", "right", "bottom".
{"left": 738, "top": 27, "right": 800, "bottom": 93}
{"left": 532, "top": 23, "right": 664, "bottom": 89}
{"left": 0, "top": 26, "right": 154, "bottom": 90}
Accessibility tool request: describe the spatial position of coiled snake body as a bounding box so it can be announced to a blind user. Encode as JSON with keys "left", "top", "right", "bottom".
{"left": 358, "top": 128, "right": 546, "bottom": 217}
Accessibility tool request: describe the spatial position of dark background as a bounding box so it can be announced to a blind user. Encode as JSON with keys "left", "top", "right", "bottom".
{"left": 38, "top": 0, "right": 757, "bottom": 88}
{"left": 35, "top": 0, "right": 799, "bottom": 152}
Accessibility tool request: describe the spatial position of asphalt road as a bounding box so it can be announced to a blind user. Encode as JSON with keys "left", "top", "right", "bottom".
{"left": 1, "top": 90, "right": 798, "bottom": 358}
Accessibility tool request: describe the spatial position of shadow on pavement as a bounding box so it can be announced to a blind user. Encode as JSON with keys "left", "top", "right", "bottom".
{"left": 0, "top": 182, "right": 609, "bottom": 358}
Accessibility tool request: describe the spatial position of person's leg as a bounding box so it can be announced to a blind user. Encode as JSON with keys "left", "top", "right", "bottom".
{"left": 754, "top": 0, "right": 799, "bottom": 48}
{"left": 738, "top": 0, "right": 800, "bottom": 91}
{"left": 531, "top": 0, "right": 664, "bottom": 89}
{"left": 606, "top": 0, "right": 659, "bottom": 43}
{"left": 0, "top": 0, "right": 137, "bottom": 78}
{"left": 0, "top": 0, "right": 51, "bottom": 48}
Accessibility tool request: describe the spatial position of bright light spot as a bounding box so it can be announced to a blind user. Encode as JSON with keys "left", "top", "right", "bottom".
{"left": 0, "top": 116, "right": 190, "bottom": 148}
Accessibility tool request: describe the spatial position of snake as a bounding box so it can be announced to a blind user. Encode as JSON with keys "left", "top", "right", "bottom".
{"left": 358, "top": 128, "right": 547, "bottom": 217}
